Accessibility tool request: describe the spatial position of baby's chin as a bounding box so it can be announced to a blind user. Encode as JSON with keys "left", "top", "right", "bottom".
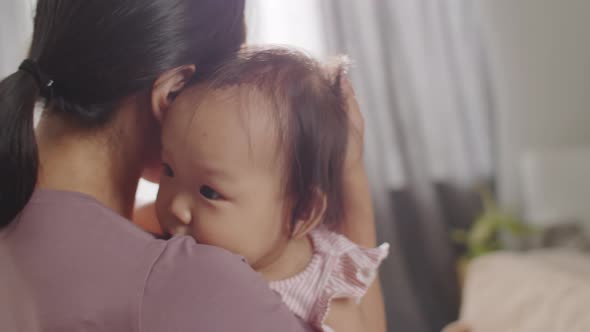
{"left": 179, "top": 229, "right": 209, "bottom": 248}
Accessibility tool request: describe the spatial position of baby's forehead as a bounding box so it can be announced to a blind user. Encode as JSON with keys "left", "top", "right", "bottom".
{"left": 169, "top": 84, "right": 285, "bottom": 169}
{"left": 177, "top": 83, "right": 271, "bottom": 113}
{"left": 196, "top": 85, "right": 280, "bottom": 135}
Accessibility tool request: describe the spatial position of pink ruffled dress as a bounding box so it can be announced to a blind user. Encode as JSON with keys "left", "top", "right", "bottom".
{"left": 269, "top": 227, "right": 390, "bottom": 332}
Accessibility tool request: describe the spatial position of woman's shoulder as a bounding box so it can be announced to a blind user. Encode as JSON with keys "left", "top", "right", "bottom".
{"left": 16, "top": 189, "right": 251, "bottom": 280}
{"left": 147, "top": 234, "right": 250, "bottom": 272}
{"left": 143, "top": 235, "right": 271, "bottom": 303}
{"left": 7, "top": 190, "right": 310, "bottom": 331}
{"left": 141, "top": 235, "right": 313, "bottom": 332}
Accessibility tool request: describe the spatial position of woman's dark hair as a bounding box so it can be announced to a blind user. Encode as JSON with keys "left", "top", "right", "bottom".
{"left": 0, "top": 0, "right": 246, "bottom": 226}
{"left": 200, "top": 47, "right": 349, "bottom": 232}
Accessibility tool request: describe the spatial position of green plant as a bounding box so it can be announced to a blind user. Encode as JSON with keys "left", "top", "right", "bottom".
{"left": 452, "top": 187, "right": 535, "bottom": 260}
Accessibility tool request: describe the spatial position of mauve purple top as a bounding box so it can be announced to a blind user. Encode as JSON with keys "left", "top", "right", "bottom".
{"left": 1, "top": 190, "right": 311, "bottom": 332}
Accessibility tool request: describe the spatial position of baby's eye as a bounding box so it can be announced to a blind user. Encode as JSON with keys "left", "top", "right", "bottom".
{"left": 162, "top": 163, "right": 174, "bottom": 177}
{"left": 200, "top": 185, "right": 222, "bottom": 200}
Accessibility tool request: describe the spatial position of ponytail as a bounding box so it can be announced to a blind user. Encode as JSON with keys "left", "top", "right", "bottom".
{"left": 0, "top": 70, "right": 41, "bottom": 227}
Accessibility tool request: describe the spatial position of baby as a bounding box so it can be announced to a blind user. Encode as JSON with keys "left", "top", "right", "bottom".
{"left": 155, "top": 47, "right": 389, "bottom": 331}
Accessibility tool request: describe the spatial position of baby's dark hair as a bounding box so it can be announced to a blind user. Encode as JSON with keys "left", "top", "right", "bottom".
{"left": 200, "top": 47, "right": 349, "bottom": 232}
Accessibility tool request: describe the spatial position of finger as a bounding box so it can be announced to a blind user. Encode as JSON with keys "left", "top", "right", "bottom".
{"left": 340, "top": 75, "right": 363, "bottom": 130}
{"left": 442, "top": 322, "right": 472, "bottom": 332}
{"left": 341, "top": 75, "right": 356, "bottom": 99}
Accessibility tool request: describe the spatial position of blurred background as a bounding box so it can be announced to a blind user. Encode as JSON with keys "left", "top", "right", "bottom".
{"left": 2, "top": 1, "right": 589, "bottom": 331}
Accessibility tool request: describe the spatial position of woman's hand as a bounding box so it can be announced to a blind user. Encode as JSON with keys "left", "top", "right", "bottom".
{"left": 339, "top": 75, "right": 375, "bottom": 247}
{"left": 342, "top": 76, "right": 365, "bottom": 170}
{"left": 442, "top": 321, "right": 472, "bottom": 332}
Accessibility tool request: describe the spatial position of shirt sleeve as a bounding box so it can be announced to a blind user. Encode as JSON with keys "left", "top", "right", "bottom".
{"left": 139, "top": 236, "right": 313, "bottom": 332}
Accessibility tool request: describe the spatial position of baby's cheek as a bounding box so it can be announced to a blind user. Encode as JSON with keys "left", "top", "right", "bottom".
{"left": 187, "top": 211, "right": 227, "bottom": 245}
{"left": 190, "top": 211, "right": 257, "bottom": 259}
{"left": 234, "top": 205, "right": 288, "bottom": 267}
{"left": 240, "top": 219, "right": 288, "bottom": 268}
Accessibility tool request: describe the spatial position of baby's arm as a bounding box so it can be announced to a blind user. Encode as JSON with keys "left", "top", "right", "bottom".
{"left": 338, "top": 77, "right": 387, "bottom": 332}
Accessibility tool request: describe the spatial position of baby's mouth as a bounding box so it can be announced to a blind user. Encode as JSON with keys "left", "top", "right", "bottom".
{"left": 170, "top": 225, "right": 202, "bottom": 243}
{"left": 172, "top": 225, "right": 189, "bottom": 236}
{"left": 152, "top": 232, "right": 171, "bottom": 240}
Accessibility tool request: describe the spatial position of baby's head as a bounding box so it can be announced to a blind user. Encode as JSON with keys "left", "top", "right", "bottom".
{"left": 156, "top": 47, "right": 348, "bottom": 269}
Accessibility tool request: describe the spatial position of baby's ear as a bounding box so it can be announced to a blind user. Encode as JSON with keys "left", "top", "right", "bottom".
{"left": 151, "top": 65, "right": 196, "bottom": 123}
{"left": 291, "top": 189, "right": 327, "bottom": 239}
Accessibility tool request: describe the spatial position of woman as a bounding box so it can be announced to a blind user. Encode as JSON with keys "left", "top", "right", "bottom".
{"left": 0, "top": 243, "right": 40, "bottom": 332}
{"left": 0, "top": 1, "right": 379, "bottom": 331}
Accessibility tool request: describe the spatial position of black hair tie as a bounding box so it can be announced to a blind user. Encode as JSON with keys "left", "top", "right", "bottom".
{"left": 18, "top": 59, "right": 54, "bottom": 100}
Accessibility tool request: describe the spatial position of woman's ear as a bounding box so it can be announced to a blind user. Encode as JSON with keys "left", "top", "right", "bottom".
{"left": 291, "top": 189, "right": 327, "bottom": 239}
{"left": 151, "top": 65, "right": 196, "bottom": 123}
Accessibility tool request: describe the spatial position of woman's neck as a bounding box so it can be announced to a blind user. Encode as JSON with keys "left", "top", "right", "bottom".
{"left": 35, "top": 113, "right": 145, "bottom": 220}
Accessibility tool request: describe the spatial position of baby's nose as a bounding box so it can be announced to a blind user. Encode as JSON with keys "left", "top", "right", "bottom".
{"left": 170, "top": 195, "right": 192, "bottom": 226}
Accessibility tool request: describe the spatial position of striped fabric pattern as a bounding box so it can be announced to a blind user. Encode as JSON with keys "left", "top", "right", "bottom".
{"left": 269, "top": 227, "right": 390, "bottom": 331}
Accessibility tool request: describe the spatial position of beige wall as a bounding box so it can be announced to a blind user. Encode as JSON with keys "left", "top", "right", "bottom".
{"left": 478, "top": 0, "right": 590, "bottom": 212}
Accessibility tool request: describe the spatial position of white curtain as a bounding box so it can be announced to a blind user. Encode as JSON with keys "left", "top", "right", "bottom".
{"left": 385, "top": 0, "right": 493, "bottom": 185}
{"left": 320, "top": 0, "right": 493, "bottom": 195}
{"left": 246, "top": 0, "right": 327, "bottom": 59}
